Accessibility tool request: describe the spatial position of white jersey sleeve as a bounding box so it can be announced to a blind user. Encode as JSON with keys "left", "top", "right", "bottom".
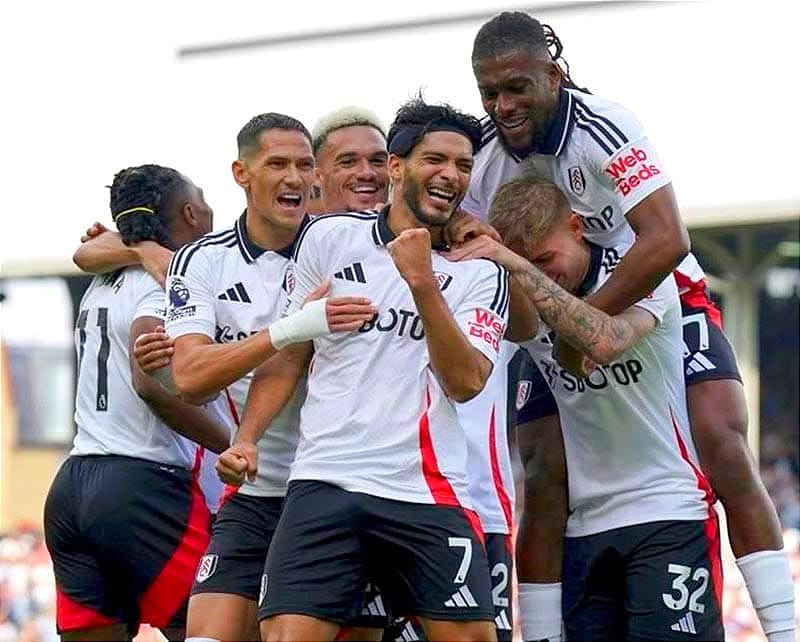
{"left": 286, "top": 224, "right": 326, "bottom": 316}
{"left": 452, "top": 260, "right": 509, "bottom": 365}
{"left": 164, "top": 247, "right": 217, "bottom": 339}
{"left": 632, "top": 273, "right": 678, "bottom": 326}
{"left": 132, "top": 273, "right": 166, "bottom": 323}
{"left": 580, "top": 102, "right": 671, "bottom": 215}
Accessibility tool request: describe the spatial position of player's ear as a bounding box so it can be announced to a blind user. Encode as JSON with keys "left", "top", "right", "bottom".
{"left": 387, "top": 154, "right": 404, "bottom": 183}
{"left": 567, "top": 212, "right": 583, "bottom": 239}
{"left": 232, "top": 159, "right": 249, "bottom": 189}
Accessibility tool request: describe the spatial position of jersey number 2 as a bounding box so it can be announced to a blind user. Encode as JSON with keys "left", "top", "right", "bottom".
{"left": 77, "top": 307, "right": 110, "bottom": 412}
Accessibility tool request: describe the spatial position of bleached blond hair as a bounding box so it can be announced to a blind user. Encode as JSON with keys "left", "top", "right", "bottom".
{"left": 311, "top": 106, "right": 386, "bottom": 157}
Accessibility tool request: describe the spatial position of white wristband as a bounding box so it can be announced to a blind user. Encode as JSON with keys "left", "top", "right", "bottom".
{"left": 519, "top": 582, "right": 563, "bottom": 641}
{"left": 268, "top": 298, "right": 330, "bottom": 350}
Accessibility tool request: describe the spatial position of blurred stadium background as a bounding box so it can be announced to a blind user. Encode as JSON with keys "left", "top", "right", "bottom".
{"left": 1, "top": 1, "right": 797, "bottom": 640}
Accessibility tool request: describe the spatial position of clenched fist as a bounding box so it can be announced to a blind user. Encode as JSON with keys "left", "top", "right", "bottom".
{"left": 387, "top": 228, "right": 434, "bottom": 290}
{"left": 215, "top": 442, "right": 258, "bottom": 486}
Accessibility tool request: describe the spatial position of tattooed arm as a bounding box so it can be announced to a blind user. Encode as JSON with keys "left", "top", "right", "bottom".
{"left": 447, "top": 235, "right": 657, "bottom": 365}
{"left": 511, "top": 268, "right": 656, "bottom": 365}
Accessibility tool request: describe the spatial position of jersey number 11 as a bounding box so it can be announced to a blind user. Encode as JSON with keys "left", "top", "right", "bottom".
{"left": 77, "top": 307, "right": 111, "bottom": 412}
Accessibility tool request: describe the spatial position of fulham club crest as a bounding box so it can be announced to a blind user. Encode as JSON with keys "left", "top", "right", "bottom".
{"left": 195, "top": 554, "right": 218, "bottom": 583}
{"left": 568, "top": 166, "right": 586, "bottom": 196}
{"left": 516, "top": 380, "right": 532, "bottom": 410}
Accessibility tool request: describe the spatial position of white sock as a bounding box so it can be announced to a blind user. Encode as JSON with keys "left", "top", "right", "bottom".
{"left": 185, "top": 638, "right": 220, "bottom": 642}
{"left": 519, "top": 582, "right": 562, "bottom": 642}
{"left": 736, "top": 548, "right": 797, "bottom": 642}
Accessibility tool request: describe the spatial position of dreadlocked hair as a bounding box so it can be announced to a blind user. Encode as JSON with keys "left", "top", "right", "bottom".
{"left": 109, "top": 164, "right": 186, "bottom": 249}
{"left": 472, "top": 12, "right": 589, "bottom": 93}
{"left": 542, "top": 23, "right": 590, "bottom": 94}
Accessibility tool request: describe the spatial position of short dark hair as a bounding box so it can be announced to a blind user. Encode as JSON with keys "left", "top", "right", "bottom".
{"left": 386, "top": 96, "right": 482, "bottom": 157}
{"left": 109, "top": 164, "right": 188, "bottom": 249}
{"left": 471, "top": 11, "right": 549, "bottom": 67}
{"left": 237, "top": 112, "right": 311, "bottom": 158}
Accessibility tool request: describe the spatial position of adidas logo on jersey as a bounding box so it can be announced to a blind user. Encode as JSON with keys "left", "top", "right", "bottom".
{"left": 394, "top": 619, "right": 420, "bottom": 641}
{"left": 670, "top": 611, "right": 697, "bottom": 635}
{"left": 494, "top": 608, "right": 512, "bottom": 631}
{"left": 334, "top": 262, "right": 366, "bottom": 283}
{"left": 444, "top": 585, "right": 478, "bottom": 608}
{"left": 217, "top": 282, "right": 251, "bottom": 303}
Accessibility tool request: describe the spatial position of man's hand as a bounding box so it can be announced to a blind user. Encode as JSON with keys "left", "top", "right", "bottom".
{"left": 387, "top": 228, "right": 434, "bottom": 290}
{"left": 80, "top": 222, "right": 109, "bottom": 243}
{"left": 305, "top": 280, "right": 377, "bottom": 332}
{"left": 133, "top": 327, "right": 174, "bottom": 374}
{"left": 444, "top": 234, "right": 528, "bottom": 272}
{"left": 215, "top": 442, "right": 258, "bottom": 486}
{"left": 553, "top": 336, "right": 596, "bottom": 377}
{"left": 135, "top": 241, "right": 174, "bottom": 289}
{"left": 443, "top": 209, "right": 502, "bottom": 246}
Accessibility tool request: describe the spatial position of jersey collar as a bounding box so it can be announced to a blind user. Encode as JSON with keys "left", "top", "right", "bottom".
{"left": 371, "top": 205, "right": 449, "bottom": 251}
{"left": 575, "top": 241, "right": 604, "bottom": 298}
{"left": 235, "top": 211, "right": 309, "bottom": 263}
{"left": 503, "top": 88, "right": 576, "bottom": 162}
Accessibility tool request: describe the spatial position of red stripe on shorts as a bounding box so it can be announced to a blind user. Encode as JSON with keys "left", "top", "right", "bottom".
{"left": 55, "top": 586, "right": 118, "bottom": 632}
{"left": 138, "top": 477, "right": 212, "bottom": 628}
{"left": 418, "top": 386, "right": 485, "bottom": 545}
{"left": 670, "top": 408, "right": 723, "bottom": 607}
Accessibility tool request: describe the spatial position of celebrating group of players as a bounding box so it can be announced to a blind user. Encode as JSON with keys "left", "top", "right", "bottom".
{"left": 43, "top": 11, "right": 796, "bottom": 642}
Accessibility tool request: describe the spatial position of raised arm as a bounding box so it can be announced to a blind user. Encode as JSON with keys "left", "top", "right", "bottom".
{"left": 388, "top": 228, "right": 496, "bottom": 402}
{"left": 447, "top": 235, "right": 656, "bottom": 365}
{"left": 73, "top": 230, "right": 174, "bottom": 287}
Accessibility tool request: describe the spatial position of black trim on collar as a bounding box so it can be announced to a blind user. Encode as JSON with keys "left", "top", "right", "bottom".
{"left": 371, "top": 205, "right": 449, "bottom": 251}
{"left": 501, "top": 88, "right": 576, "bottom": 161}
{"left": 235, "top": 212, "right": 310, "bottom": 263}
{"left": 575, "top": 242, "right": 604, "bottom": 298}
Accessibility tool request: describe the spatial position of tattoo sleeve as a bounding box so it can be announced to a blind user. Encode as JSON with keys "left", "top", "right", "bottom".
{"left": 515, "top": 264, "right": 636, "bottom": 363}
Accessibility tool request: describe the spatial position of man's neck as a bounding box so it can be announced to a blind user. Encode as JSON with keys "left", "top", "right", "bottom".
{"left": 572, "top": 241, "right": 592, "bottom": 296}
{"left": 386, "top": 197, "right": 445, "bottom": 247}
{"left": 244, "top": 206, "right": 297, "bottom": 251}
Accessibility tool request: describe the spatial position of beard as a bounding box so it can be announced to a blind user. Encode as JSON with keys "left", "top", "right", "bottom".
{"left": 401, "top": 173, "right": 459, "bottom": 227}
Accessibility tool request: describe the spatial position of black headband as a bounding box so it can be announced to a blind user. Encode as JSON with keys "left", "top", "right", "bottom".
{"left": 387, "top": 122, "right": 475, "bottom": 156}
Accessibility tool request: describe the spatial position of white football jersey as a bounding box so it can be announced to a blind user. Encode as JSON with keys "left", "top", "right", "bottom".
{"left": 72, "top": 268, "right": 203, "bottom": 469}
{"left": 457, "top": 340, "right": 516, "bottom": 535}
{"left": 521, "top": 243, "right": 713, "bottom": 537}
{"left": 287, "top": 208, "right": 510, "bottom": 507}
{"left": 165, "top": 214, "right": 305, "bottom": 498}
{"left": 463, "top": 88, "right": 705, "bottom": 287}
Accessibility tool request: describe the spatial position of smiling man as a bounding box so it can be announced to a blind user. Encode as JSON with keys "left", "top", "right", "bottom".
{"left": 161, "top": 112, "right": 376, "bottom": 642}
{"left": 311, "top": 106, "right": 389, "bottom": 213}
{"left": 223, "top": 97, "right": 508, "bottom": 642}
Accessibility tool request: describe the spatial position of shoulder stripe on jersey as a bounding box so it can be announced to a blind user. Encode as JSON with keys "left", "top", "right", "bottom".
{"left": 169, "top": 230, "right": 237, "bottom": 277}
{"left": 292, "top": 211, "right": 377, "bottom": 262}
{"left": 484, "top": 260, "right": 509, "bottom": 316}
{"left": 574, "top": 99, "right": 629, "bottom": 145}
{"left": 575, "top": 121, "right": 614, "bottom": 156}
{"left": 171, "top": 230, "right": 236, "bottom": 277}
{"left": 574, "top": 103, "right": 628, "bottom": 157}
{"left": 574, "top": 106, "right": 624, "bottom": 153}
